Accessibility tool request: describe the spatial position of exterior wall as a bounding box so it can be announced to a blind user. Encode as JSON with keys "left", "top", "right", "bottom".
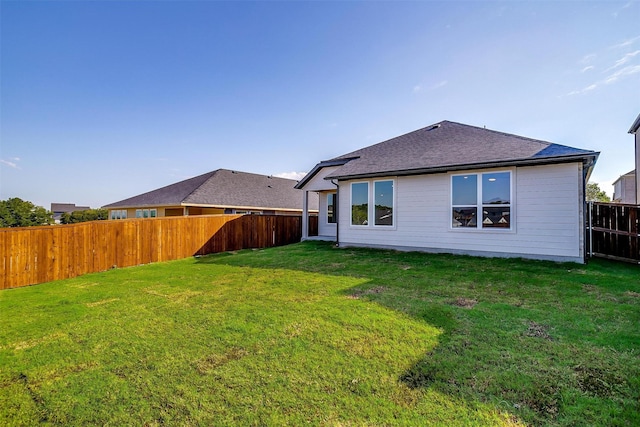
{"left": 188, "top": 207, "right": 225, "bottom": 216}
{"left": 109, "top": 206, "right": 307, "bottom": 219}
{"left": 612, "top": 175, "right": 636, "bottom": 204}
{"left": 303, "top": 166, "right": 341, "bottom": 191}
{"left": 318, "top": 191, "right": 337, "bottom": 238}
{"left": 337, "top": 163, "right": 585, "bottom": 263}
{"left": 108, "top": 206, "right": 180, "bottom": 219}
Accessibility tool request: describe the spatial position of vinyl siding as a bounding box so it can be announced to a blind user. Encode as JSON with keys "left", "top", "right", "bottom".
{"left": 318, "top": 192, "right": 337, "bottom": 238}
{"left": 303, "top": 166, "right": 341, "bottom": 192}
{"left": 338, "top": 163, "right": 584, "bottom": 262}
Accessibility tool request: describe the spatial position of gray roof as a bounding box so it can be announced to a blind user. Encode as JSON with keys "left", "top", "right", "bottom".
{"left": 51, "top": 203, "right": 90, "bottom": 213}
{"left": 104, "top": 169, "right": 318, "bottom": 211}
{"left": 298, "top": 121, "right": 599, "bottom": 186}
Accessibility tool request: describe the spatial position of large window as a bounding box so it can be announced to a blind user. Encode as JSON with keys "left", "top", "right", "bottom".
{"left": 351, "top": 182, "right": 369, "bottom": 226}
{"left": 452, "top": 171, "right": 511, "bottom": 229}
{"left": 110, "top": 210, "right": 127, "bottom": 220}
{"left": 327, "top": 192, "right": 337, "bottom": 224}
{"left": 350, "top": 180, "right": 395, "bottom": 227}
{"left": 135, "top": 209, "right": 157, "bottom": 218}
{"left": 374, "top": 180, "right": 394, "bottom": 226}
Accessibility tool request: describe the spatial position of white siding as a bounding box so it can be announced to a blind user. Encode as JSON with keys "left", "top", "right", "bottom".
{"left": 303, "top": 166, "right": 341, "bottom": 191}
{"left": 318, "top": 192, "right": 337, "bottom": 238}
{"left": 338, "top": 163, "right": 585, "bottom": 263}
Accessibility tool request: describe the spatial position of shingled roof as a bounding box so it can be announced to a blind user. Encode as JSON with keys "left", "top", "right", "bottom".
{"left": 104, "top": 169, "right": 317, "bottom": 211}
{"left": 297, "top": 121, "right": 598, "bottom": 187}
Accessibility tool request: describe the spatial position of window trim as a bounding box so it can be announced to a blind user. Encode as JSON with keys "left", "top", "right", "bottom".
{"left": 135, "top": 208, "right": 158, "bottom": 219}
{"left": 373, "top": 179, "right": 395, "bottom": 228}
{"left": 326, "top": 192, "right": 337, "bottom": 225}
{"left": 350, "top": 181, "right": 370, "bottom": 227}
{"left": 349, "top": 178, "right": 397, "bottom": 229}
{"left": 450, "top": 170, "right": 514, "bottom": 232}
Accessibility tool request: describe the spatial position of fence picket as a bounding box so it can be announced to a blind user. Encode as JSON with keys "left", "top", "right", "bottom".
{"left": 589, "top": 202, "right": 640, "bottom": 264}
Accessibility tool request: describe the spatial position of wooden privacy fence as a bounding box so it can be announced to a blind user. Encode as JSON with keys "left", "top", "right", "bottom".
{"left": 1, "top": 214, "right": 318, "bottom": 290}
{"left": 588, "top": 202, "right": 640, "bottom": 264}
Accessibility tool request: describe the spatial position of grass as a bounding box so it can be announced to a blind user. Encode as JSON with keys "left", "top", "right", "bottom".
{"left": 1, "top": 241, "right": 638, "bottom": 426}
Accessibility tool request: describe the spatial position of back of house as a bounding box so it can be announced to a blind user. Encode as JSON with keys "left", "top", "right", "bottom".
{"left": 297, "top": 120, "right": 599, "bottom": 263}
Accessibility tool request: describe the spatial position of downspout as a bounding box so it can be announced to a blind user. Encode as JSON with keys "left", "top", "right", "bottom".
{"left": 331, "top": 179, "right": 339, "bottom": 247}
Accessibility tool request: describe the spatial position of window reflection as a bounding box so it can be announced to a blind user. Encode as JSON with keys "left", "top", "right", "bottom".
{"left": 452, "top": 207, "right": 477, "bottom": 227}
{"left": 482, "top": 172, "right": 510, "bottom": 204}
{"left": 374, "top": 180, "right": 393, "bottom": 226}
{"left": 351, "top": 182, "right": 369, "bottom": 226}
{"left": 482, "top": 207, "right": 510, "bottom": 228}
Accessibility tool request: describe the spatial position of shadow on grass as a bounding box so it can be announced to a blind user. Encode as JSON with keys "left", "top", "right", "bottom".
{"left": 194, "top": 241, "right": 640, "bottom": 426}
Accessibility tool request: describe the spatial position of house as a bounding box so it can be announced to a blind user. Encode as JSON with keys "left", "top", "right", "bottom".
{"left": 629, "top": 112, "right": 640, "bottom": 204}
{"left": 296, "top": 120, "right": 599, "bottom": 263}
{"left": 51, "top": 203, "right": 90, "bottom": 223}
{"left": 612, "top": 170, "right": 636, "bottom": 204}
{"left": 103, "top": 169, "right": 318, "bottom": 219}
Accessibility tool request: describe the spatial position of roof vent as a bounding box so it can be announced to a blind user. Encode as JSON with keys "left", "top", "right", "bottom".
{"left": 427, "top": 124, "right": 441, "bottom": 131}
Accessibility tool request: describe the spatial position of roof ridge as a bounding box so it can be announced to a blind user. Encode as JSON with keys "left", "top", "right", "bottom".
{"left": 443, "top": 120, "right": 554, "bottom": 147}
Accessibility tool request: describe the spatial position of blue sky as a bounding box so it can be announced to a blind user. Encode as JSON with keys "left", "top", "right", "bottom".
{"left": 1, "top": 0, "right": 639, "bottom": 209}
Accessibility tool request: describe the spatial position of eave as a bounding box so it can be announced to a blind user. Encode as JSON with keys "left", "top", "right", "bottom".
{"left": 629, "top": 112, "right": 640, "bottom": 134}
{"left": 325, "top": 152, "right": 599, "bottom": 181}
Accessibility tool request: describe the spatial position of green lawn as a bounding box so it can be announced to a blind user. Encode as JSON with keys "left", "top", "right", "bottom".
{"left": 1, "top": 242, "right": 638, "bottom": 426}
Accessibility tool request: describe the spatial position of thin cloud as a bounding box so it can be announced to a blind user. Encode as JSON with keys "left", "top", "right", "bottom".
{"left": 0, "top": 159, "right": 21, "bottom": 169}
{"left": 581, "top": 65, "right": 595, "bottom": 73}
{"left": 431, "top": 80, "right": 448, "bottom": 89}
{"left": 580, "top": 53, "right": 597, "bottom": 64}
{"left": 567, "top": 84, "right": 598, "bottom": 96}
{"left": 274, "top": 171, "right": 307, "bottom": 181}
{"left": 604, "top": 65, "right": 640, "bottom": 84}
{"left": 609, "top": 35, "right": 640, "bottom": 49}
{"left": 612, "top": 1, "right": 634, "bottom": 18}
{"left": 414, "top": 80, "right": 447, "bottom": 93}
{"left": 604, "top": 50, "right": 640, "bottom": 72}
{"left": 568, "top": 63, "right": 640, "bottom": 95}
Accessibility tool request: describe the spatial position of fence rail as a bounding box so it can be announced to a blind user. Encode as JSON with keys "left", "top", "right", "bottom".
{"left": 589, "top": 202, "right": 640, "bottom": 264}
{"left": 1, "top": 214, "right": 317, "bottom": 290}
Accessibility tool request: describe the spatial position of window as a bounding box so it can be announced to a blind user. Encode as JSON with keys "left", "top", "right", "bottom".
{"left": 452, "top": 171, "right": 511, "bottom": 229}
{"left": 110, "top": 210, "right": 127, "bottom": 220}
{"left": 350, "top": 179, "right": 395, "bottom": 227}
{"left": 351, "top": 182, "right": 369, "bottom": 226}
{"left": 374, "top": 180, "right": 394, "bottom": 226}
{"left": 135, "top": 209, "right": 157, "bottom": 218}
{"left": 327, "top": 192, "right": 337, "bottom": 224}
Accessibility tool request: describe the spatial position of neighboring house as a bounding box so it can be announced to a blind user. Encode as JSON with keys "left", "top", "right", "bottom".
{"left": 629, "top": 112, "right": 640, "bottom": 204}
{"left": 296, "top": 120, "right": 599, "bottom": 263}
{"left": 51, "top": 203, "right": 90, "bottom": 224}
{"left": 612, "top": 170, "right": 636, "bottom": 204}
{"left": 103, "top": 169, "right": 318, "bottom": 219}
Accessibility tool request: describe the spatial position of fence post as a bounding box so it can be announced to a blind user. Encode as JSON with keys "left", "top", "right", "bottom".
{"left": 588, "top": 201, "right": 593, "bottom": 258}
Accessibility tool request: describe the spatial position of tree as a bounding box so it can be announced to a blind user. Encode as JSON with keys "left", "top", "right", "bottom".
{"left": 0, "top": 198, "right": 54, "bottom": 227}
{"left": 586, "top": 182, "right": 611, "bottom": 202}
{"left": 60, "top": 208, "right": 108, "bottom": 224}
